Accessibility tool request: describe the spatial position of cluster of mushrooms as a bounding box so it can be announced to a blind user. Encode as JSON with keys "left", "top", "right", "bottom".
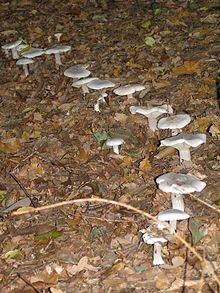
{"left": 2, "top": 39, "right": 207, "bottom": 267}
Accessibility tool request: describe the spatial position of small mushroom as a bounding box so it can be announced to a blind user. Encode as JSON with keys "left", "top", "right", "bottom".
{"left": 157, "top": 209, "right": 190, "bottom": 234}
{"left": 94, "top": 93, "right": 108, "bottom": 112}
{"left": 156, "top": 172, "right": 206, "bottom": 211}
{"left": 87, "top": 78, "right": 115, "bottom": 92}
{"left": 130, "top": 105, "right": 171, "bottom": 132}
{"left": 158, "top": 114, "right": 191, "bottom": 136}
{"left": 64, "top": 65, "right": 91, "bottom": 80}
{"left": 113, "top": 84, "right": 145, "bottom": 99}
{"left": 16, "top": 58, "right": 34, "bottom": 77}
{"left": 106, "top": 138, "right": 124, "bottom": 154}
{"left": 45, "top": 45, "right": 71, "bottom": 66}
{"left": 2, "top": 39, "right": 22, "bottom": 59}
{"left": 72, "top": 77, "right": 98, "bottom": 95}
{"left": 160, "top": 133, "right": 206, "bottom": 165}
{"left": 142, "top": 233, "right": 167, "bottom": 266}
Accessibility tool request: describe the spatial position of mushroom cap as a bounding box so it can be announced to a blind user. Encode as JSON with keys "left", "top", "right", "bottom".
{"left": 2, "top": 39, "right": 22, "bottom": 49}
{"left": 158, "top": 114, "right": 191, "bottom": 130}
{"left": 22, "top": 48, "right": 45, "bottom": 58}
{"left": 106, "top": 138, "right": 124, "bottom": 147}
{"left": 156, "top": 172, "right": 206, "bottom": 194}
{"left": 160, "top": 133, "right": 206, "bottom": 148}
{"left": 64, "top": 65, "right": 91, "bottom": 79}
{"left": 130, "top": 105, "right": 168, "bottom": 116}
{"left": 113, "top": 84, "right": 145, "bottom": 96}
{"left": 72, "top": 77, "right": 98, "bottom": 86}
{"left": 157, "top": 209, "right": 190, "bottom": 221}
{"left": 87, "top": 79, "right": 115, "bottom": 90}
{"left": 44, "top": 45, "right": 71, "bottom": 54}
{"left": 16, "top": 58, "right": 34, "bottom": 65}
{"left": 142, "top": 233, "right": 167, "bottom": 244}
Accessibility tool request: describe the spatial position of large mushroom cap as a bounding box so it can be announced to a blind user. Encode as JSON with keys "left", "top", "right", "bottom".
{"left": 2, "top": 39, "right": 22, "bottom": 49}
{"left": 114, "top": 84, "right": 145, "bottom": 96}
{"left": 142, "top": 233, "right": 167, "bottom": 244}
{"left": 158, "top": 114, "right": 191, "bottom": 130}
{"left": 156, "top": 172, "right": 206, "bottom": 194}
{"left": 16, "top": 58, "right": 34, "bottom": 65}
{"left": 87, "top": 79, "right": 115, "bottom": 90}
{"left": 45, "top": 45, "right": 71, "bottom": 54}
{"left": 72, "top": 77, "right": 98, "bottom": 87}
{"left": 64, "top": 65, "right": 91, "bottom": 79}
{"left": 129, "top": 105, "right": 168, "bottom": 116}
{"left": 22, "top": 48, "right": 45, "bottom": 58}
{"left": 157, "top": 209, "right": 190, "bottom": 221}
{"left": 160, "top": 133, "right": 206, "bottom": 148}
{"left": 106, "top": 138, "right": 124, "bottom": 147}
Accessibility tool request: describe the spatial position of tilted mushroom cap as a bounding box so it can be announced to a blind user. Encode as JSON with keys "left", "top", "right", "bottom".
{"left": 157, "top": 209, "right": 190, "bottom": 221}
{"left": 114, "top": 84, "right": 145, "bottom": 96}
{"left": 158, "top": 114, "right": 191, "bottom": 130}
{"left": 16, "top": 58, "right": 34, "bottom": 65}
{"left": 142, "top": 233, "right": 167, "bottom": 244}
{"left": 87, "top": 79, "right": 115, "bottom": 90}
{"left": 161, "top": 133, "right": 206, "bottom": 148}
{"left": 130, "top": 105, "right": 168, "bottom": 116}
{"left": 44, "top": 45, "right": 71, "bottom": 55}
{"left": 106, "top": 138, "right": 124, "bottom": 147}
{"left": 2, "top": 39, "right": 22, "bottom": 50}
{"left": 156, "top": 172, "right": 206, "bottom": 194}
{"left": 22, "top": 48, "right": 45, "bottom": 58}
{"left": 72, "top": 77, "right": 98, "bottom": 87}
{"left": 64, "top": 65, "right": 91, "bottom": 79}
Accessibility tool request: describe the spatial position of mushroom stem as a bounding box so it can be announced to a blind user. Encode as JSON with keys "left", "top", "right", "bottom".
{"left": 54, "top": 53, "right": 61, "bottom": 65}
{"left": 22, "top": 64, "right": 29, "bottom": 77}
{"left": 12, "top": 47, "right": 19, "bottom": 59}
{"left": 179, "top": 147, "right": 191, "bottom": 163}
{"left": 113, "top": 145, "right": 120, "bottom": 154}
{"left": 3, "top": 48, "right": 9, "bottom": 57}
{"left": 153, "top": 242, "right": 165, "bottom": 265}
{"left": 82, "top": 84, "right": 89, "bottom": 95}
{"left": 127, "top": 93, "right": 134, "bottom": 99}
{"left": 169, "top": 220, "right": 177, "bottom": 234}
{"left": 171, "top": 193, "right": 184, "bottom": 211}
{"left": 148, "top": 117, "right": 158, "bottom": 132}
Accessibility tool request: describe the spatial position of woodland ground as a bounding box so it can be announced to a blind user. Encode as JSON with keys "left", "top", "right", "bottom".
{"left": 0, "top": 0, "right": 220, "bottom": 292}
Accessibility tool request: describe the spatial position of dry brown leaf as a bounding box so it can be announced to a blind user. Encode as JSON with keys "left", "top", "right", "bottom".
{"left": 114, "top": 113, "right": 128, "bottom": 123}
{"left": 196, "top": 117, "right": 210, "bottom": 132}
{"left": 155, "top": 271, "right": 170, "bottom": 290}
{"left": 113, "top": 68, "right": 120, "bottom": 77}
{"left": 50, "top": 288, "right": 66, "bottom": 293}
{"left": 155, "top": 147, "right": 176, "bottom": 159}
{"left": 120, "top": 156, "right": 132, "bottom": 167}
{"left": 0, "top": 138, "right": 21, "bottom": 153}
{"left": 139, "top": 158, "right": 152, "bottom": 172}
{"left": 172, "top": 60, "right": 200, "bottom": 75}
{"left": 66, "top": 256, "right": 98, "bottom": 275}
{"left": 76, "top": 147, "right": 89, "bottom": 162}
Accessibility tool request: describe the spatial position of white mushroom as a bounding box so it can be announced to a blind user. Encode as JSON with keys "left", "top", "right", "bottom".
{"left": 160, "top": 133, "right": 206, "bottom": 165}
{"left": 106, "top": 138, "right": 124, "bottom": 154}
{"left": 130, "top": 105, "right": 171, "bottom": 132}
{"left": 45, "top": 45, "right": 71, "bottom": 65}
{"left": 156, "top": 172, "right": 206, "bottom": 211}
{"left": 72, "top": 77, "right": 98, "bottom": 95}
{"left": 158, "top": 114, "right": 191, "bottom": 136}
{"left": 87, "top": 79, "right": 115, "bottom": 91}
{"left": 22, "top": 48, "right": 45, "bottom": 58}
{"left": 16, "top": 58, "right": 34, "bottom": 77}
{"left": 142, "top": 233, "right": 167, "bottom": 266}
{"left": 2, "top": 39, "right": 22, "bottom": 59}
{"left": 64, "top": 65, "right": 91, "bottom": 80}
{"left": 113, "top": 84, "right": 145, "bottom": 99}
{"left": 94, "top": 93, "right": 108, "bottom": 112}
{"left": 157, "top": 209, "right": 190, "bottom": 234}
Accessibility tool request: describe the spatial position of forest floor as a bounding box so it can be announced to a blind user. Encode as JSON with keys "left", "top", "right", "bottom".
{"left": 0, "top": 0, "right": 220, "bottom": 292}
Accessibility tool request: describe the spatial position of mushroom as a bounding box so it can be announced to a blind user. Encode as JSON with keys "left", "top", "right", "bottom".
{"left": 156, "top": 172, "right": 206, "bottom": 211}
{"left": 16, "top": 58, "right": 34, "bottom": 77}
{"left": 113, "top": 84, "right": 145, "bottom": 99}
{"left": 22, "top": 48, "right": 45, "bottom": 58}
{"left": 160, "top": 133, "right": 206, "bottom": 165}
{"left": 87, "top": 78, "right": 115, "bottom": 92}
{"left": 45, "top": 45, "right": 71, "bottom": 66}
{"left": 142, "top": 232, "right": 167, "bottom": 266}
{"left": 157, "top": 209, "right": 190, "bottom": 234}
{"left": 94, "top": 93, "right": 108, "bottom": 112}
{"left": 158, "top": 114, "right": 191, "bottom": 136}
{"left": 72, "top": 77, "right": 98, "bottom": 95}
{"left": 64, "top": 65, "right": 91, "bottom": 80}
{"left": 106, "top": 138, "right": 124, "bottom": 154}
{"left": 2, "top": 39, "right": 22, "bottom": 59}
{"left": 130, "top": 105, "right": 171, "bottom": 132}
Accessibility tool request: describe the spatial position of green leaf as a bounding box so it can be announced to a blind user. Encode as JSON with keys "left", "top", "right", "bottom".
{"left": 144, "top": 36, "right": 156, "bottom": 47}
{"left": 134, "top": 264, "right": 146, "bottom": 272}
{"left": 5, "top": 249, "right": 19, "bottom": 259}
{"left": 0, "top": 190, "right": 7, "bottom": 202}
{"left": 207, "top": 152, "right": 215, "bottom": 161}
{"left": 153, "top": 8, "right": 162, "bottom": 15}
{"left": 189, "top": 218, "right": 207, "bottom": 246}
{"left": 90, "top": 226, "right": 107, "bottom": 239}
{"left": 214, "top": 199, "right": 220, "bottom": 206}
{"left": 92, "top": 131, "right": 110, "bottom": 147}
{"left": 35, "top": 229, "right": 62, "bottom": 244}
{"left": 141, "top": 20, "right": 151, "bottom": 29}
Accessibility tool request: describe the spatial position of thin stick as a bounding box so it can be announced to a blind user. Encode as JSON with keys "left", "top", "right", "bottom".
{"left": 12, "top": 197, "right": 220, "bottom": 286}
{"left": 189, "top": 193, "right": 220, "bottom": 215}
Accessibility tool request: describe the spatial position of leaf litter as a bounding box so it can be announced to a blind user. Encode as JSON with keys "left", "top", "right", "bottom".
{"left": 0, "top": 0, "right": 220, "bottom": 292}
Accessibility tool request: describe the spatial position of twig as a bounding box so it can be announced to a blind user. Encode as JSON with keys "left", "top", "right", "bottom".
{"left": 17, "top": 273, "right": 40, "bottom": 293}
{"left": 189, "top": 193, "right": 220, "bottom": 215}
{"left": 12, "top": 197, "right": 220, "bottom": 286}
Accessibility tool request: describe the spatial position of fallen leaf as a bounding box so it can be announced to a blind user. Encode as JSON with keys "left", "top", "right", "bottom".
{"left": 66, "top": 256, "right": 98, "bottom": 275}
{"left": 0, "top": 138, "right": 21, "bottom": 153}
{"left": 172, "top": 60, "right": 200, "bottom": 75}
{"left": 139, "top": 158, "right": 152, "bottom": 172}
{"left": 35, "top": 229, "right": 62, "bottom": 244}
{"left": 189, "top": 218, "right": 208, "bottom": 245}
{"left": 3, "top": 197, "right": 31, "bottom": 213}
{"left": 161, "top": 256, "right": 185, "bottom": 269}
{"left": 4, "top": 249, "right": 20, "bottom": 259}
{"left": 120, "top": 156, "right": 132, "bottom": 167}
{"left": 144, "top": 36, "right": 156, "bottom": 47}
